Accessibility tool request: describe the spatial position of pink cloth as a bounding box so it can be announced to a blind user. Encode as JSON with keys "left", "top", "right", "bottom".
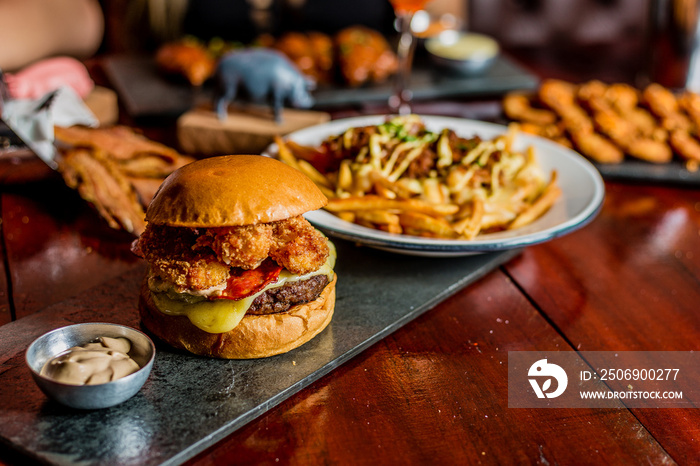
{"left": 5, "top": 56, "right": 94, "bottom": 100}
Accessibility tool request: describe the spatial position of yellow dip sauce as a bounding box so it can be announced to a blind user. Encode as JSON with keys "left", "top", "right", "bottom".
{"left": 426, "top": 32, "right": 499, "bottom": 61}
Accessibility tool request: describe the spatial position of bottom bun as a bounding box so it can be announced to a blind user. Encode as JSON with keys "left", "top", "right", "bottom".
{"left": 139, "top": 275, "right": 336, "bottom": 359}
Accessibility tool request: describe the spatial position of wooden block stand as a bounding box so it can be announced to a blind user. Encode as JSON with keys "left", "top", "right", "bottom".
{"left": 83, "top": 86, "right": 119, "bottom": 127}
{"left": 177, "top": 105, "right": 330, "bottom": 156}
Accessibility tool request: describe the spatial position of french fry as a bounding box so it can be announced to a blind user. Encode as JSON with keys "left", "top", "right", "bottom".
{"left": 453, "top": 196, "right": 484, "bottom": 239}
{"left": 325, "top": 195, "right": 459, "bottom": 217}
{"left": 317, "top": 184, "right": 336, "bottom": 199}
{"left": 337, "top": 159, "right": 353, "bottom": 192}
{"left": 345, "top": 164, "right": 373, "bottom": 196}
{"left": 336, "top": 211, "right": 356, "bottom": 223}
{"left": 286, "top": 140, "right": 322, "bottom": 163}
{"left": 376, "top": 176, "right": 419, "bottom": 199}
{"left": 355, "top": 210, "right": 401, "bottom": 227}
{"left": 379, "top": 223, "right": 403, "bottom": 234}
{"left": 399, "top": 211, "right": 456, "bottom": 238}
{"left": 274, "top": 135, "right": 302, "bottom": 171}
{"left": 373, "top": 180, "right": 397, "bottom": 199}
{"left": 297, "top": 159, "right": 333, "bottom": 189}
{"left": 422, "top": 178, "right": 445, "bottom": 204}
{"left": 446, "top": 166, "right": 473, "bottom": 193}
{"left": 509, "top": 172, "right": 561, "bottom": 229}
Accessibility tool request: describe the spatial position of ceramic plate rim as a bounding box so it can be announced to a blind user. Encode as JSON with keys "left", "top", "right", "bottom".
{"left": 264, "top": 115, "right": 605, "bottom": 256}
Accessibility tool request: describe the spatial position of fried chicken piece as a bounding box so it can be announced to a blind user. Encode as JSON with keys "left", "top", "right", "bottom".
{"left": 643, "top": 83, "right": 679, "bottom": 117}
{"left": 579, "top": 81, "right": 639, "bottom": 110}
{"left": 515, "top": 121, "right": 566, "bottom": 142}
{"left": 626, "top": 108, "right": 660, "bottom": 139}
{"left": 335, "top": 26, "right": 398, "bottom": 87}
{"left": 503, "top": 93, "right": 557, "bottom": 126}
{"left": 274, "top": 31, "right": 334, "bottom": 83}
{"left": 504, "top": 78, "right": 700, "bottom": 165}
{"left": 150, "top": 256, "right": 230, "bottom": 291}
{"left": 560, "top": 109, "right": 594, "bottom": 133}
{"left": 196, "top": 223, "right": 274, "bottom": 271}
{"left": 678, "top": 91, "right": 700, "bottom": 129}
{"left": 155, "top": 41, "right": 216, "bottom": 86}
{"left": 607, "top": 83, "right": 639, "bottom": 110}
{"left": 58, "top": 148, "right": 147, "bottom": 235}
{"left": 207, "top": 217, "right": 329, "bottom": 275}
{"left": 54, "top": 125, "right": 191, "bottom": 178}
{"left": 577, "top": 80, "right": 608, "bottom": 106}
{"left": 270, "top": 216, "right": 329, "bottom": 275}
{"left": 593, "top": 110, "right": 635, "bottom": 145}
{"left": 308, "top": 32, "right": 334, "bottom": 81}
{"left": 578, "top": 81, "right": 671, "bottom": 162}
{"left": 670, "top": 129, "right": 700, "bottom": 163}
{"left": 539, "top": 79, "right": 577, "bottom": 110}
{"left": 642, "top": 83, "right": 694, "bottom": 132}
{"left": 626, "top": 138, "right": 672, "bottom": 163}
{"left": 136, "top": 216, "right": 329, "bottom": 291}
{"left": 275, "top": 32, "right": 320, "bottom": 80}
{"left": 135, "top": 225, "right": 229, "bottom": 290}
{"left": 539, "top": 80, "right": 595, "bottom": 133}
{"left": 661, "top": 113, "right": 694, "bottom": 132}
{"left": 570, "top": 130, "right": 624, "bottom": 164}
{"left": 578, "top": 81, "right": 659, "bottom": 141}
{"left": 678, "top": 91, "right": 700, "bottom": 114}
{"left": 194, "top": 216, "right": 328, "bottom": 275}
{"left": 592, "top": 110, "right": 671, "bottom": 163}
{"left": 578, "top": 94, "right": 610, "bottom": 114}
{"left": 54, "top": 125, "right": 194, "bottom": 236}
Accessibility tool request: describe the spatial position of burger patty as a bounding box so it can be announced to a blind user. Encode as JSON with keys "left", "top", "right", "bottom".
{"left": 247, "top": 274, "right": 330, "bottom": 315}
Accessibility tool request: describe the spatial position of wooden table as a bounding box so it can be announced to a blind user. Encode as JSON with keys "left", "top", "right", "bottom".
{"left": 1, "top": 47, "right": 700, "bottom": 465}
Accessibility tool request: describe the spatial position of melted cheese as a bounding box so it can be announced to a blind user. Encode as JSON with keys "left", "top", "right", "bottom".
{"left": 150, "top": 240, "right": 336, "bottom": 334}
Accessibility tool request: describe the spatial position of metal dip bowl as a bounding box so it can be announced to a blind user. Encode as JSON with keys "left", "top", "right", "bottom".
{"left": 26, "top": 323, "right": 155, "bottom": 410}
{"left": 425, "top": 31, "right": 499, "bottom": 75}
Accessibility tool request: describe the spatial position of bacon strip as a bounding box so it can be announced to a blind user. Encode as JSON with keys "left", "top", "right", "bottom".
{"left": 218, "top": 259, "right": 283, "bottom": 300}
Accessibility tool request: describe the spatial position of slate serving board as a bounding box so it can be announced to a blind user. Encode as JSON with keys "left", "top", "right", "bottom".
{"left": 102, "top": 54, "right": 538, "bottom": 120}
{"left": 594, "top": 160, "right": 700, "bottom": 186}
{"left": 0, "top": 239, "right": 519, "bottom": 466}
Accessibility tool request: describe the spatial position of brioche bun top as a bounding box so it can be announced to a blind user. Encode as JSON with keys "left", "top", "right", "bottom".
{"left": 146, "top": 154, "right": 328, "bottom": 227}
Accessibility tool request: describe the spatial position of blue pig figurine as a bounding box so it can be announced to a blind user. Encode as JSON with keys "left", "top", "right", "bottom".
{"left": 214, "top": 48, "right": 315, "bottom": 123}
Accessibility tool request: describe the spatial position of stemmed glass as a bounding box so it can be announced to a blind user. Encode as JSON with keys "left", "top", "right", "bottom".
{"left": 388, "top": 0, "right": 430, "bottom": 115}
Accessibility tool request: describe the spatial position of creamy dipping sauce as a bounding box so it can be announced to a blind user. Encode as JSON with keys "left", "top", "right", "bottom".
{"left": 426, "top": 32, "right": 499, "bottom": 61}
{"left": 40, "top": 336, "right": 140, "bottom": 385}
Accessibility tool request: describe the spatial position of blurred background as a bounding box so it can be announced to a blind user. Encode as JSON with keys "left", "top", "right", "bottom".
{"left": 98, "top": 0, "right": 654, "bottom": 85}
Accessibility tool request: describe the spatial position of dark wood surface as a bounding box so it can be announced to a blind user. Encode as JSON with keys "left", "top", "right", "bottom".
{"left": 2, "top": 44, "right": 699, "bottom": 465}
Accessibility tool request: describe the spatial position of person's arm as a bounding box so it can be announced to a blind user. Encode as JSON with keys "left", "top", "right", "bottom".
{"left": 0, "top": 0, "right": 104, "bottom": 72}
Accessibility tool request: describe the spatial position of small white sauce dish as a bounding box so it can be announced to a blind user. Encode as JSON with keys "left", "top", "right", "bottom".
{"left": 25, "top": 323, "right": 155, "bottom": 410}
{"left": 425, "top": 31, "right": 500, "bottom": 75}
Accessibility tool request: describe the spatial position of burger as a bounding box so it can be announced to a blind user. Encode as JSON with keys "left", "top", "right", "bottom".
{"left": 132, "top": 154, "right": 336, "bottom": 359}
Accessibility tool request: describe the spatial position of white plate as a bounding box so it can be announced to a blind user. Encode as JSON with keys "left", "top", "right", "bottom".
{"left": 265, "top": 115, "right": 605, "bottom": 257}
